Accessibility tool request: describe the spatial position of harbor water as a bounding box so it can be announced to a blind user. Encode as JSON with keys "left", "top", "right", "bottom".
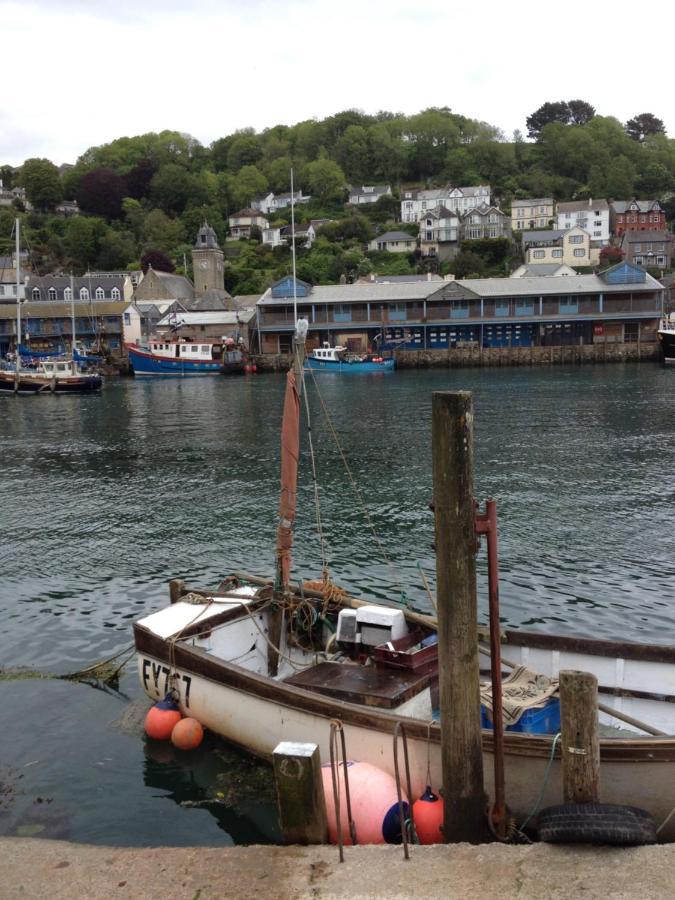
{"left": 0, "top": 364, "right": 673, "bottom": 845}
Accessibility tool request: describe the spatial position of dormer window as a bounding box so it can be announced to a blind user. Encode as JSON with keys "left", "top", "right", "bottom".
{"left": 48, "top": 287, "right": 57, "bottom": 301}
{"left": 111, "top": 287, "right": 120, "bottom": 300}
{"left": 95, "top": 287, "right": 105, "bottom": 300}
{"left": 64, "top": 287, "right": 72, "bottom": 301}
{"left": 80, "top": 287, "right": 89, "bottom": 300}
{"left": 32, "top": 287, "right": 41, "bottom": 300}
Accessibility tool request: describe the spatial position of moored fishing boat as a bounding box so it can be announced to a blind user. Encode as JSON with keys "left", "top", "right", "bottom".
{"left": 305, "top": 342, "right": 395, "bottom": 373}
{"left": 134, "top": 320, "right": 675, "bottom": 841}
{"left": 657, "top": 313, "right": 675, "bottom": 364}
{"left": 126, "top": 338, "right": 227, "bottom": 376}
{"left": 0, "top": 357, "right": 102, "bottom": 394}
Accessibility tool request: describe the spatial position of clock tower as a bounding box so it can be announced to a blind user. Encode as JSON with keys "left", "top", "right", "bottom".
{"left": 191, "top": 222, "right": 224, "bottom": 297}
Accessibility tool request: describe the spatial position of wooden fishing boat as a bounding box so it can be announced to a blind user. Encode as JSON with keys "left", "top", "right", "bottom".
{"left": 0, "top": 358, "right": 102, "bottom": 394}
{"left": 126, "top": 339, "right": 230, "bottom": 376}
{"left": 306, "top": 343, "right": 395, "bottom": 373}
{"left": 134, "top": 320, "right": 675, "bottom": 841}
{"left": 134, "top": 576, "right": 675, "bottom": 841}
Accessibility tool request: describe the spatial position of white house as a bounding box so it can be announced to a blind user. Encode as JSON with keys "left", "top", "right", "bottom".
{"left": 555, "top": 199, "right": 610, "bottom": 244}
{"left": 419, "top": 207, "right": 461, "bottom": 260}
{"left": 401, "top": 185, "right": 491, "bottom": 222}
{"left": 348, "top": 184, "right": 392, "bottom": 205}
{"left": 368, "top": 231, "right": 417, "bottom": 253}
{"left": 251, "top": 190, "right": 311, "bottom": 215}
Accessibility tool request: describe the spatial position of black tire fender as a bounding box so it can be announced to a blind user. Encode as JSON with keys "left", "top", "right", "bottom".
{"left": 537, "top": 803, "right": 657, "bottom": 846}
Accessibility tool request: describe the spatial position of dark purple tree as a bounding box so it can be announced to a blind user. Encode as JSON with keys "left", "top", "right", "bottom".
{"left": 126, "top": 158, "right": 157, "bottom": 200}
{"left": 141, "top": 250, "right": 175, "bottom": 273}
{"left": 625, "top": 113, "right": 666, "bottom": 142}
{"left": 76, "top": 168, "right": 127, "bottom": 219}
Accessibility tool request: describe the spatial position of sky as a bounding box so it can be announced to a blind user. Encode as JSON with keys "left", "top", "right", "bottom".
{"left": 2, "top": 0, "right": 673, "bottom": 168}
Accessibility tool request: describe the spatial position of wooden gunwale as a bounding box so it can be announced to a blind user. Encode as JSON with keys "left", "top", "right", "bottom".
{"left": 133, "top": 621, "right": 675, "bottom": 764}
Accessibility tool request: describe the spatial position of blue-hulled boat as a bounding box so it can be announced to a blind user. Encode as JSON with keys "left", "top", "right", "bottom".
{"left": 126, "top": 339, "right": 227, "bottom": 376}
{"left": 305, "top": 343, "right": 395, "bottom": 373}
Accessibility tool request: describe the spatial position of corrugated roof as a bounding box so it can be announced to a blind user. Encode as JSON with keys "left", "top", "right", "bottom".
{"left": 157, "top": 308, "right": 256, "bottom": 326}
{"left": 455, "top": 272, "right": 662, "bottom": 297}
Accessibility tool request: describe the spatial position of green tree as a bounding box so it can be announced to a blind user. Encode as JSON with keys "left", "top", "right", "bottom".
{"left": 232, "top": 165, "right": 268, "bottom": 209}
{"left": 526, "top": 102, "right": 571, "bottom": 140}
{"left": 305, "top": 155, "right": 347, "bottom": 203}
{"left": 625, "top": 113, "right": 666, "bottom": 142}
{"left": 226, "top": 131, "right": 263, "bottom": 173}
{"left": 635, "top": 163, "right": 674, "bottom": 197}
{"left": 141, "top": 209, "right": 185, "bottom": 255}
{"left": 96, "top": 229, "right": 136, "bottom": 270}
{"left": 20, "top": 158, "right": 63, "bottom": 211}
{"left": 450, "top": 249, "right": 484, "bottom": 278}
{"left": 63, "top": 216, "right": 107, "bottom": 269}
{"left": 334, "top": 125, "right": 371, "bottom": 183}
{"left": 264, "top": 156, "right": 294, "bottom": 193}
{"left": 150, "top": 164, "right": 207, "bottom": 215}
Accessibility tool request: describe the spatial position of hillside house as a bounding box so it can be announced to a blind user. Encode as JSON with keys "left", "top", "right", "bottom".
{"left": 522, "top": 226, "right": 599, "bottom": 267}
{"left": 610, "top": 200, "right": 666, "bottom": 236}
{"left": 348, "top": 185, "right": 392, "bottom": 205}
{"left": 556, "top": 199, "right": 610, "bottom": 244}
{"left": 228, "top": 208, "right": 270, "bottom": 239}
{"left": 619, "top": 230, "right": 672, "bottom": 269}
{"left": 419, "top": 207, "right": 461, "bottom": 260}
{"left": 251, "top": 191, "right": 311, "bottom": 215}
{"left": 401, "top": 185, "right": 491, "bottom": 223}
{"left": 367, "top": 231, "right": 417, "bottom": 253}
{"left": 511, "top": 198, "right": 555, "bottom": 231}
{"left": 460, "top": 205, "right": 511, "bottom": 241}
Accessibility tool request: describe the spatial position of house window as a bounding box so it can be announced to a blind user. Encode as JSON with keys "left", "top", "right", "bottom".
{"left": 488, "top": 227, "right": 498, "bottom": 238}
{"left": 389, "top": 303, "right": 407, "bottom": 321}
{"left": 64, "top": 287, "right": 72, "bottom": 301}
{"left": 657, "top": 256, "right": 666, "bottom": 266}
{"left": 470, "top": 215, "right": 479, "bottom": 224}
{"left": 489, "top": 214, "right": 498, "bottom": 223}
{"left": 533, "top": 250, "right": 545, "bottom": 259}
{"left": 48, "top": 287, "right": 57, "bottom": 301}
{"left": 552, "top": 249, "right": 563, "bottom": 258}
{"left": 594, "top": 220, "right": 602, "bottom": 226}
{"left": 634, "top": 244, "right": 641, "bottom": 252}
{"left": 593, "top": 231, "right": 601, "bottom": 237}
{"left": 32, "top": 288, "right": 41, "bottom": 300}
{"left": 111, "top": 287, "right": 120, "bottom": 300}
{"left": 467, "top": 227, "right": 481, "bottom": 239}
{"left": 95, "top": 287, "right": 105, "bottom": 300}
{"left": 573, "top": 249, "right": 586, "bottom": 257}
{"left": 450, "top": 302, "right": 469, "bottom": 319}
{"left": 80, "top": 287, "right": 89, "bottom": 300}
{"left": 515, "top": 301, "right": 534, "bottom": 316}
{"left": 123, "top": 312, "right": 131, "bottom": 325}
{"left": 495, "top": 301, "right": 510, "bottom": 316}
{"left": 569, "top": 235, "right": 583, "bottom": 244}
{"left": 559, "top": 299, "right": 578, "bottom": 314}
{"left": 334, "top": 304, "right": 352, "bottom": 323}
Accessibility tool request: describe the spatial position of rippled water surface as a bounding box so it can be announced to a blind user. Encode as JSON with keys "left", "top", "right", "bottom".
{"left": 1, "top": 364, "right": 673, "bottom": 844}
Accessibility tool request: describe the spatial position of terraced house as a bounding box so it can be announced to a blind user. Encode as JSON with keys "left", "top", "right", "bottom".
{"left": 255, "top": 264, "right": 663, "bottom": 354}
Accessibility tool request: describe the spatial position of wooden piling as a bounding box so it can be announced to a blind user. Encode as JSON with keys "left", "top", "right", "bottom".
{"left": 431, "top": 391, "right": 486, "bottom": 843}
{"left": 559, "top": 670, "right": 600, "bottom": 804}
{"left": 273, "top": 741, "right": 328, "bottom": 845}
{"left": 168, "top": 579, "right": 185, "bottom": 604}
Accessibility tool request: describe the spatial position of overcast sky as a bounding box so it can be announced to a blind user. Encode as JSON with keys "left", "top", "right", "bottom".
{"left": 3, "top": 0, "right": 672, "bottom": 168}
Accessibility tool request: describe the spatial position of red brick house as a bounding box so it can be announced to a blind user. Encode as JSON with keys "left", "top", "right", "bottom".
{"left": 610, "top": 200, "right": 666, "bottom": 236}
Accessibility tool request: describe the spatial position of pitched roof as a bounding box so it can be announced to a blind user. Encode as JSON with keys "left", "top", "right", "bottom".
{"left": 556, "top": 198, "right": 609, "bottom": 213}
{"left": 371, "top": 231, "right": 417, "bottom": 242}
{"left": 620, "top": 230, "right": 671, "bottom": 244}
{"left": 522, "top": 229, "right": 565, "bottom": 243}
{"left": 611, "top": 200, "right": 663, "bottom": 214}
{"left": 157, "top": 309, "right": 256, "bottom": 327}
{"left": 189, "top": 289, "right": 233, "bottom": 311}
{"left": 514, "top": 263, "right": 576, "bottom": 276}
{"left": 511, "top": 198, "right": 554, "bottom": 207}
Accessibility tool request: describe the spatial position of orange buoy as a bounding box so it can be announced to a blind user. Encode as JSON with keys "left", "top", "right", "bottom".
{"left": 171, "top": 716, "right": 204, "bottom": 750}
{"left": 412, "top": 786, "right": 444, "bottom": 844}
{"left": 321, "top": 761, "right": 408, "bottom": 845}
{"left": 144, "top": 694, "right": 182, "bottom": 741}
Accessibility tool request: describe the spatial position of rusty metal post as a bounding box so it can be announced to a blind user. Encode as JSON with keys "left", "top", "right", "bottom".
{"left": 432, "top": 391, "right": 486, "bottom": 843}
{"left": 475, "top": 498, "right": 506, "bottom": 839}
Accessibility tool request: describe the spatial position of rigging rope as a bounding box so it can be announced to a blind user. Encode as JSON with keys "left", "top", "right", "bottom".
{"left": 304, "top": 365, "right": 409, "bottom": 603}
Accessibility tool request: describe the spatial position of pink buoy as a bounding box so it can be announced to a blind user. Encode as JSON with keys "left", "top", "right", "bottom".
{"left": 321, "top": 761, "right": 408, "bottom": 845}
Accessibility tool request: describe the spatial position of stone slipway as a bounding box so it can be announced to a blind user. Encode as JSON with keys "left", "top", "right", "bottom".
{"left": 1, "top": 839, "right": 673, "bottom": 900}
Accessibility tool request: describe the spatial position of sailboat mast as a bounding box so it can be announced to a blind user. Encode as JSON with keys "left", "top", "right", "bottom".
{"left": 70, "top": 273, "right": 76, "bottom": 357}
{"left": 15, "top": 218, "right": 20, "bottom": 375}
{"left": 290, "top": 168, "right": 297, "bottom": 327}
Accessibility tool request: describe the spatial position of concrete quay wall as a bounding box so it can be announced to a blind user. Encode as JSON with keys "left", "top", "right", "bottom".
{"left": 251, "top": 343, "right": 661, "bottom": 372}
